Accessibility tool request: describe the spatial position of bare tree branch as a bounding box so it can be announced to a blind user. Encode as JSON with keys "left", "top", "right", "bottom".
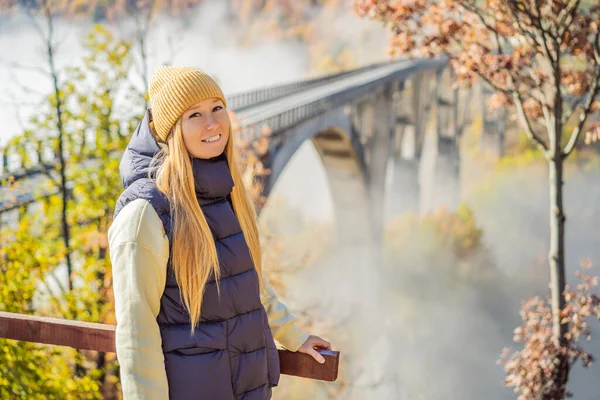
{"left": 594, "top": 30, "right": 600, "bottom": 66}
{"left": 0, "top": 99, "right": 41, "bottom": 107}
{"left": 475, "top": 70, "right": 511, "bottom": 95}
{"left": 504, "top": 2, "right": 538, "bottom": 47}
{"left": 469, "top": 53, "right": 550, "bottom": 155}
{"left": 542, "top": 104, "right": 552, "bottom": 130}
{"left": 556, "top": 0, "right": 581, "bottom": 41}
{"left": 23, "top": 2, "right": 48, "bottom": 43}
{"left": 130, "top": 0, "right": 155, "bottom": 94}
{"left": 6, "top": 89, "right": 28, "bottom": 134}
{"left": 527, "top": 68, "right": 549, "bottom": 105}
{"left": 164, "top": 31, "right": 186, "bottom": 65}
{"left": 512, "top": 0, "right": 539, "bottom": 23}
{"left": 562, "top": 95, "right": 584, "bottom": 125}
{"left": 40, "top": 161, "right": 60, "bottom": 188}
{"left": 0, "top": 58, "right": 50, "bottom": 77}
{"left": 442, "top": 12, "right": 552, "bottom": 157}
{"left": 38, "top": 0, "right": 74, "bottom": 291}
{"left": 563, "top": 31, "right": 600, "bottom": 125}
{"left": 140, "top": 1, "right": 154, "bottom": 90}
{"left": 513, "top": 90, "right": 550, "bottom": 155}
{"left": 45, "top": 267, "right": 68, "bottom": 296}
{"left": 39, "top": 275, "right": 66, "bottom": 309}
{"left": 8, "top": 70, "right": 46, "bottom": 96}
{"left": 505, "top": 0, "right": 556, "bottom": 65}
{"left": 533, "top": 0, "right": 558, "bottom": 65}
{"left": 464, "top": 0, "right": 506, "bottom": 55}
{"left": 563, "top": 69, "right": 600, "bottom": 157}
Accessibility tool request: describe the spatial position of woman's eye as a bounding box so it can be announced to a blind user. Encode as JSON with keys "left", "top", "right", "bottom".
{"left": 213, "top": 106, "right": 223, "bottom": 112}
{"left": 189, "top": 112, "right": 201, "bottom": 118}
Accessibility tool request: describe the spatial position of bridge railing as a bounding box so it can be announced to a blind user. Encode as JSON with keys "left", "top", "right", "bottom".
{"left": 237, "top": 58, "right": 447, "bottom": 143}
{"left": 226, "top": 60, "right": 391, "bottom": 111}
{"left": 0, "top": 311, "right": 340, "bottom": 382}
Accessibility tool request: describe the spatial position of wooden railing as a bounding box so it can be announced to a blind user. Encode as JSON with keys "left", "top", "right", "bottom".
{"left": 0, "top": 311, "right": 339, "bottom": 382}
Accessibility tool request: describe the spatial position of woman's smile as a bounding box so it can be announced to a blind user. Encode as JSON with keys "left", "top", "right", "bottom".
{"left": 201, "top": 133, "right": 222, "bottom": 143}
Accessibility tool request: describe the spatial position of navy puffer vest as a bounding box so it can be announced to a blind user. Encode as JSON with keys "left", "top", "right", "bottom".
{"left": 114, "top": 111, "right": 280, "bottom": 399}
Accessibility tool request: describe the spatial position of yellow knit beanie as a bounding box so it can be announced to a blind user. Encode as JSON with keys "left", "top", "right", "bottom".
{"left": 148, "top": 66, "right": 227, "bottom": 142}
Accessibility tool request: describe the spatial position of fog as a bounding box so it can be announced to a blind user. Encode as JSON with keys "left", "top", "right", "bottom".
{"left": 0, "top": 0, "right": 389, "bottom": 144}
{"left": 2, "top": 1, "right": 600, "bottom": 399}
{"left": 262, "top": 135, "right": 600, "bottom": 399}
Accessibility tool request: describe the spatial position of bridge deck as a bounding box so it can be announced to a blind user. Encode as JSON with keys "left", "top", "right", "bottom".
{"left": 0, "top": 58, "right": 448, "bottom": 214}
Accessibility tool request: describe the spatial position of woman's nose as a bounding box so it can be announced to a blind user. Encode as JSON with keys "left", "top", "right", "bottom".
{"left": 206, "top": 116, "right": 218, "bottom": 131}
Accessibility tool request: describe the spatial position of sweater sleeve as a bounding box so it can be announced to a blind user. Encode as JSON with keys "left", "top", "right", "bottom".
{"left": 108, "top": 199, "right": 169, "bottom": 400}
{"left": 260, "top": 274, "right": 309, "bottom": 352}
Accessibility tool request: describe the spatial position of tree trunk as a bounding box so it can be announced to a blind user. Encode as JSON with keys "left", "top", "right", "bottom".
{"left": 58, "top": 134, "right": 73, "bottom": 292}
{"left": 548, "top": 154, "right": 570, "bottom": 395}
{"left": 44, "top": 4, "right": 73, "bottom": 291}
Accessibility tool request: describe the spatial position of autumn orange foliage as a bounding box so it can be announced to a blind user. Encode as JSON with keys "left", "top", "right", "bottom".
{"left": 355, "top": 0, "right": 600, "bottom": 397}
{"left": 354, "top": 0, "right": 600, "bottom": 146}
{"left": 499, "top": 261, "right": 600, "bottom": 400}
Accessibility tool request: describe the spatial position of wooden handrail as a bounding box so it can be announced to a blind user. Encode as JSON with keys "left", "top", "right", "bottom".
{"left": 0, "top": 311, "right": 339, "bottom": 382}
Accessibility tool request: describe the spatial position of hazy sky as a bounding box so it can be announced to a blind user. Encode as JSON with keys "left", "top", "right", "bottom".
{"left": 0, "top": 13, "right": 309, "bottom": 145}
{"left": 0, "top": 2, "right": 386, "bottom": 224}
{"left": 0, "top": 0, "right": 389, "bottom": 145}
{"left": 0, "top": 3, "right": 360, "bottom": 223}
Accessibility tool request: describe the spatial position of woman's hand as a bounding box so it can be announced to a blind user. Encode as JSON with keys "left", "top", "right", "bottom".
{"left": 296, "top": 335, "right": 332, "bottom": 364}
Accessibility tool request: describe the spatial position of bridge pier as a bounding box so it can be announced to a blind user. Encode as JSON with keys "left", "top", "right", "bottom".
{"left": 385, "top": 157, "right": 419, "bottom": 220}
{"left": 384, "top": 107, "right": 421, "bottom": 220}
{"left": 419, "top": 131, "right": 461, "bottom": 214}
{"left": 382, "top": 74, "right": 431, "bottom": 221}
{"left": 367, "top": 87, "right": 395, "bottom": 240}
{"left": 479, "top": 84, "right": 505, "bottom": 158}
{"left": 418, "top": 69, "right": 462, "bottom": 214}
{"left": 431, "top": 136, "right": 460, "bottom": 211}
{"left": 419, "top": 136, "right": 461, "bottom": 214}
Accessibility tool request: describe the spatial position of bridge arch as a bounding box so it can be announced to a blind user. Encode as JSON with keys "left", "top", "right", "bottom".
{"left": 263, "top": 105, "right": 375, "bottom": 246}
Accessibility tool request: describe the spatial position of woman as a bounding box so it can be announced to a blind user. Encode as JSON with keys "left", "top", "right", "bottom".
{"left": 108, "top": 66, "right": 331, "bottom": 400}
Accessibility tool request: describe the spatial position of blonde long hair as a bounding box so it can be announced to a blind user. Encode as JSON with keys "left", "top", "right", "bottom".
{"left": 153, "top": 119, "right": 264, "bottom": 332}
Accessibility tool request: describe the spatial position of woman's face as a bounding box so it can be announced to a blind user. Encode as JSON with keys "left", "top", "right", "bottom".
{"left": 180, "top": 98, "right": 230, "bottom": 159}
